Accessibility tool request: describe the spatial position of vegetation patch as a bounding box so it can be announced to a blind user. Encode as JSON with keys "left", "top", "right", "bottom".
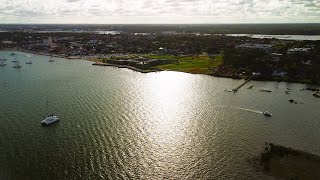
{"left": 146, "top": 54, "right": 223, "bottom": 75}
{"left": 260, "top": 143, "right": 320, "bottom": 180}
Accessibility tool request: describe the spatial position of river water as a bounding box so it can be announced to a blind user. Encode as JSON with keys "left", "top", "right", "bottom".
{"left": 226, "top": 34, "right": 320, "bottom": 41}
{"left": 0, "top": 51, "right": 319, "bottom": 179}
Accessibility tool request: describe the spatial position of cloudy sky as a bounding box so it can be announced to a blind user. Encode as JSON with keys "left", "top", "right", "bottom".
{"left": 0, "top": 0, "right": 319, "bottom": 24}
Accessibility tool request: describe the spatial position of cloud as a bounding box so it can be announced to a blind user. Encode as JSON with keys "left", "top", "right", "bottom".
{"left": 66, "top": 0, "right": 80, "bottom": 2}
{"left": 0, "top": 0, "right": 319, "bottom": 23}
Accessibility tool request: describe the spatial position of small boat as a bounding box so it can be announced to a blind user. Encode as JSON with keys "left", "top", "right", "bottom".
{"left": 0, "top": 57, "right": 7, "bottom": 61}
{"left": 313, "top": 92, "right": 320, "bottom": 98}
{"left": 0, "top": 61, "right": 6, "bottom": 66}
{"left": 260, "top": 89, "right": 272, "bottom": 93}
{"left": 41, "top": 98, "right": 60, "bottom": 125}
{"left": 49, "top": 55, "right": 54, "bottom": 62}
{"left": 41, "top": 114, "right": 60, "bottom": 125}
{"left": 13, "top": 62, "right": 22, "bottom": 68}
{"left": 11, "top": 53, "right": 15, "bottom": 56}
{"left": 26, "top": 61, "right": 32, "bottom": 64}
{"left": 12, "top": 59, "right": 19, "bottom": 62}
{"left": 263, "top": 111, "right": 272, "bottom": 117}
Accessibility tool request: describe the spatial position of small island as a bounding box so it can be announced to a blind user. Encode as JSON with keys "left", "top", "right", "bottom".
{"left": 260, "top": 143, "right": 320, "bottom": 180}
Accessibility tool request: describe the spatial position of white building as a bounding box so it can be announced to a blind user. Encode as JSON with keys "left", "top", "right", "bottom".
{"left": 272, "top": 70, "right": 287, "bottom": 78}
{"left": 252, "top": 72, "right": 262, "bottom": 76}
{"left": 287, "top": 48, "right": 311, "bottom": 54}
{"left": 236, "top": 43, "right": 273, "bottom": 51}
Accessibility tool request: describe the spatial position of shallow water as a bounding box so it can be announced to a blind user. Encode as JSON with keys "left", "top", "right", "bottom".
{"left": 0, "top": 51, "right": 319, "bottom": 179}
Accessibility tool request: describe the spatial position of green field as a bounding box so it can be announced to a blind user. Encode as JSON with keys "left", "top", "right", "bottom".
{"left": 146, "top": 54, "right": 224, "bottom": 74}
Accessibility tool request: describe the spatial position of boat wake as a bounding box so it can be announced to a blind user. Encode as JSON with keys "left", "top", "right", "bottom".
{"left": 213, "top": 105, "right": 263, "bottom": 114}
{"left": 231, "top": 107, "right": 263, "bottom": 114}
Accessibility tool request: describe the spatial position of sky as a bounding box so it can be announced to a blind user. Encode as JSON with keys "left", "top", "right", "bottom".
{"left": 0, "top": 0, "right": 320, "bottom": 24}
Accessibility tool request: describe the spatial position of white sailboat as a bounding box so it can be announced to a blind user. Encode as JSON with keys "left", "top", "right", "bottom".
{"left": 0, "top": 56, "right": 7, "bottom": 61}
{"left": 13, "top": 61, "right": 22, "bottom": 68}
{"left": 0, "top": 61, "right": 6, "bottom": 66}
{"left": 41, "top": 98, "right": 60, "bottom": 125}
{"left": 49, "top": 55, "right": 54, "bottom": 62}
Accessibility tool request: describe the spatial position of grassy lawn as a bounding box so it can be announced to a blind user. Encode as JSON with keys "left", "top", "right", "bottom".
{"left": 146, "top": 54, "right": 223, "bottom": 74}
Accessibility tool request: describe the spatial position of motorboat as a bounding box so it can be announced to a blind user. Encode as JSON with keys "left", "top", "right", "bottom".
{"left": 13, "top": 62, "right": 22, "bottom": 68}
{"left": 313, "top": 92, "right": 320, "bottom": 98}
{"left": 0, "top": 61, "right": 6, "bottom": 66}
{"left": 41, "top": 115, "right": 60, "bottom": 125}
{"left": 263, "top": 111, "right": 272, "bottom": 117}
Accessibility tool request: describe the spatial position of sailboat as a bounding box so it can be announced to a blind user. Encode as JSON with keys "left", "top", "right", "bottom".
{"left": 0, "top": 61, "right": 6, "bottom": 66}
{"left": 49, "top": 55, "right": 54, "bottom": 62}
{"left": 0, "top": 58, "right": 6, "bottom": 66}
{"left": 13, "top": 61, "right": 22, "bottom": 68}
{"left": 41, "top": 98, "right": 60, "bottom": 125}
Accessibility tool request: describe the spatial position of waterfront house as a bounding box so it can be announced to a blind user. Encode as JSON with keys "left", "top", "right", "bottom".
{"left": 272, "top": 70, "right": 287, "bottom": 78}
{"left": 236, "top": 43, "right": 273, "bottom": 51}
{"left": 287, "top": 48, "right": 311, "bottom": 54}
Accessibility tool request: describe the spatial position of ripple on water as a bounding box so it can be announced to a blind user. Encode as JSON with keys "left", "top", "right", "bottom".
{"left": 0, "top": 51, "right": 320, "bottom": 179}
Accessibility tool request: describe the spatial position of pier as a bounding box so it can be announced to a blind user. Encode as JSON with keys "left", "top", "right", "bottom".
{"left": 232, "top": 77, "right": 252, "bottom": 92}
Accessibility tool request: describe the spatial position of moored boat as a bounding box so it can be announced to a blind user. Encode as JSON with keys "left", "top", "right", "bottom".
{"left": 49, "top": 55, "right": 54, "bottom": 62}
{"left": 41, "top": 98, "right": 60, "bottom": 125}
{"left": 13, "top": 62, "right": 22, "bottom": 68}
{"left": 41, "top": 115, "right": 60, "bottom": 125}
{"left": 0, "top": 61, "right": 6, "bottom": 66}
{"left": 313, "top": 92, "right": 320, "bottom": 98}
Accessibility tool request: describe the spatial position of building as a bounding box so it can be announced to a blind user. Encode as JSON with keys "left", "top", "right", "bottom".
{"left": 43, "top": 37, "right": 53, "bottom": 46}
{"left": 272, "top": 70, "right": 287, "bottom": 78}
{"left": 236, "top": 43, "right": 273, "bottom": 51}
{"left": 287, "top": 48, "right": 311, "bottom": 54}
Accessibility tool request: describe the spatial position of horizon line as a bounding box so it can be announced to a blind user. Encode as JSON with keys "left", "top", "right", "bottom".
{"left": 1, "top": 23, "right": 320, "bottom": 25}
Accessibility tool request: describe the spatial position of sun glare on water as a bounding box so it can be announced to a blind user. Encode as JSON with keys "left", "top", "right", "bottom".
{"left": 143, "top": 71, "right": 194, "bottom": 146}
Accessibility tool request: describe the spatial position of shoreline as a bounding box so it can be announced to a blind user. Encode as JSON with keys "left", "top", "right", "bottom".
{"left": 1, "top": 49, "right": 319, "bottom": 86}
{"left": 92, "top": 62, "right": 160, "bottom": 73}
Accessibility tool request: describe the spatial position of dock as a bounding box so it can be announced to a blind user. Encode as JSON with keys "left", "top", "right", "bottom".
{"left": 232, "top": 77, "right": 252, "bottom": 92}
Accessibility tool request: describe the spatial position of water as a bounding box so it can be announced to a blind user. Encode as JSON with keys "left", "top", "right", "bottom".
{"left": 226, "top": 34, "right": 320, "bottom": 41}
{"left": 95, "top": 31, "right": 121, "bottom": 35}
{"left": 33, "top": 30, "right": 121, "bottom": 35}
{"left": 0, "top": 51, "right": 319, "bottom": 179}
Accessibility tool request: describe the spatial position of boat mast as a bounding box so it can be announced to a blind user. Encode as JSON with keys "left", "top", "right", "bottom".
{"left": 46, "top": 97, "right": 48, "bottom": 116}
